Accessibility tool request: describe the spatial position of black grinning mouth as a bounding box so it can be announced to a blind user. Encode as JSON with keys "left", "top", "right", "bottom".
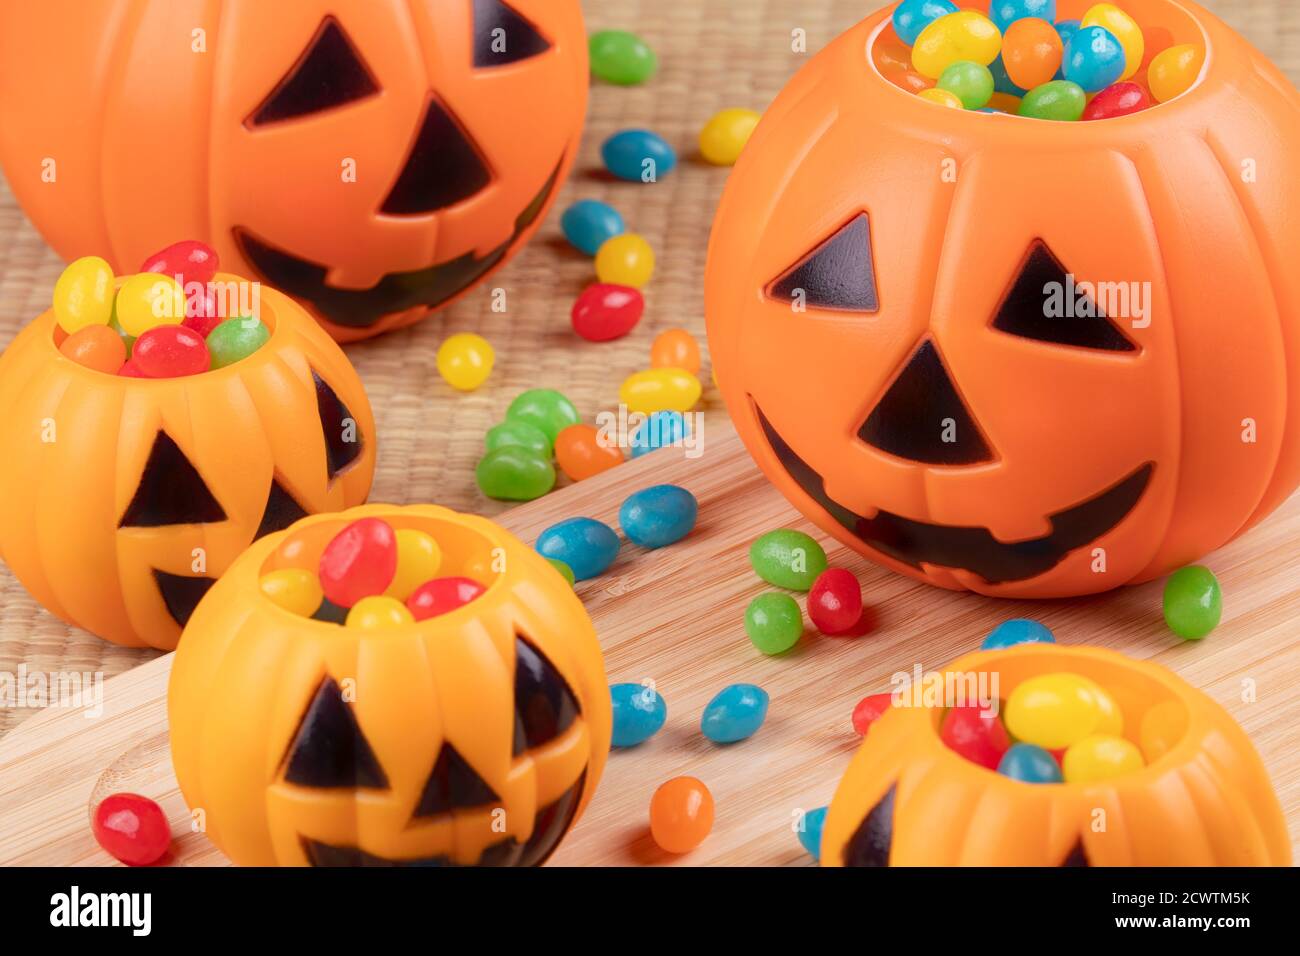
{"left": 754, "top": 403, "right": 1153, "bottom": 585}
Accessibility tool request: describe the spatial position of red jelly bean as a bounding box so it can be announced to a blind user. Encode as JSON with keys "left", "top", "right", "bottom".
{"left": 406, "top": 576, "right": 486, "bottom": 621}
{"left": 1082, "top": 81, "right": 1149, "bottom": 120}
{"left": 809, "top": 568, "right": 863, "bottom": 634}
{"left": 852, "top": 692, "right": 894, "bottom": 736}
{"left": 140, "top": 239, "right": 219, "bottom": 286}
{"left": 132, "top": 325, "right": 210, "bottom": 378}
{"left": 118, "top": 359, "right": 146, "bottom": 378}
{"left": 182, "top": 285, "right": 222, "bottom": 337}
{"left": 319, "top": 518, "right": 398, "bottom": 608}
{"left": 571, "top": 283, "right": 644, "bottom": 342}
{"left": 92, "top": 793, "right": 171, "bottom": 866}
{"left": 940, "top": 705, "right": 1011, "bottom": 769}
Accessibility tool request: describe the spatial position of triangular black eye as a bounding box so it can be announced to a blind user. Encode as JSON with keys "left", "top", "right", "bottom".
{"left": 119, "top": 432, "right": 227, "bottom": 528}
{"left": 380, "top": 97, "right": 492, "bottom": 215}
{"left": 248, "top": 17, "right": 379, "bottom": 127}
{"left": 1060, "top": 840, "right": 1091, "bottom": 866}
{"left": 283, "top": 677, "right": 389, "bottom": 789}
{"left": 473, "top": 0, "right": 551, "bottom": 67}
{"left": 412, "top": 744, "right": 501, "bottom": 818}
{"left": 842, "top": 783, "right": 895, "bottom": 866}
{"left": 153, "top": 570, "right": 216, "bottom": 628}
{"left": 512, "top": 635, "right": 579, "bottom": 755}
{"left": 769, "top": 214, "right": 879, "bottom": 312}
{"left": 993, "top": 242, "right": 1138, "bottom": 352}
{"left": 313, "top": 371, "right": 363, "bottom": 481}
{"left": 256, "top": 478, "right": 310, "bottom": 539}
{"left": 516, "top": 772, "right": 584, "bottom": 867}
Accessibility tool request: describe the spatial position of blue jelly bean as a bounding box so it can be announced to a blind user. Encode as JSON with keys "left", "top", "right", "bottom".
{"left": 602, "top": 129, "right": 677, "bottom": 182}
{"left": 700, "top": 683, "right": 769, "bottom": 743}
{"left": 891, "top": 0, "right": 958, "bottom": 46}
{"left": 630, "top": 410, "right": 687, "bottom": 458}
{"left": 989, "top": 55, "right": 1027, "bottom": 96}
{"left": 561, "top": 199, "right": 625, "bottom": 256}
{"left": 610, "top": 682, "right": 667, "bottom": 747}
{"left": 990, "top": 0, "right": 1056, "bottom": 32}
{"left": 982, "top": 618, "right": 1056, "bottom": 650}
{"left": 797, "top": 806, "right": 828, "bottom": 861}
{"left": 997, "top": 743, "right": 1064, "bottom": 783}
{"left": 1063, "top": 25, "right": 1125, "bottom": 93}
{"left": 1053, "top": 20, "right": 1081, "bottom": 78}
{"left": 619, "top": 484, "right": 698, "bottom": 549}
{"left": 536, "top": 517, "right": 620, "bottom": 580}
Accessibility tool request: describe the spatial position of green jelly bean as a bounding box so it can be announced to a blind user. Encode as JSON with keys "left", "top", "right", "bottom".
{"left": 589, "top": 29, "right": 657, "bottom": 86}
{"left": 207, "top": 317, "right": 270, "bottom": 369}
{"left": 506, "top": 388, "right": 580, "bottom": 444}
{"left": 749, "top": 528, "right": 827, "bottom": 591}
{"left": 1162, "top": 566, "right": 1222, "bottom": 640}
{"left": 1019, "top": 80, "right": 1087, "bottom": 121}
{"left": 546, "top": 557, "right": 576, "bottom": 587}
{"left": 476, "top": 447, "right": 556, "bottom": 501}
{"left": 486, "top": 419, "right": 553, "bottom": 457}
{"left": 937, "top": 60, "right": 993, "bottom": 110}
{"left": 745, "top": 593, "right": 803, "bottom": 655}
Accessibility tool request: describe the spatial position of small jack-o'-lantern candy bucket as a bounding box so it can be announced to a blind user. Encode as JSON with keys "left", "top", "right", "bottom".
{"left": 821, "top": 645, "right": 1289, "bottom": 866}
{"left": 0, "top": 276, "right": 375, "bottom": 649}
{"left": 168, "top": 504, "right": 610, "bottom": 867}
{"left": 706, "top": 0, "right": 1300, "bottom": 598}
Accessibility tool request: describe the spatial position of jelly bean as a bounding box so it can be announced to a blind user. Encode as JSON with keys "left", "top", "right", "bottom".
{"left": 140, "top": 239, "right": 219, "bottom": 286}
{"left": 92, "top": 793, "right": 171, "bottom": 866}
{"left": 602, "top": 129, "right": 677, "bottom": 182}
{"left": 986, "top": 92, "right": 1024, "bottom": 113}
{"left": 59, "top": 324, "right": 127, "bottom": 374}
{"left": 1062, "top": 733, "right": 1143, "bottom": 783}
{"left": 486, "top": 419, "right": 552, "bottom": 458}
{"left": 132, "top": 324, "right": 210, "bottom": 378}
{"left": 808, "top": 567, "right": 863, "bottom": 635}
{"left": 883, "top": 62, "right": 936, "bottom": 94}
{"left": 650, "top": 328, "right": 701, "bottom": 375}
{"left": 595, "top": 234, "right": 655, "bottom": 288}
{"left": 406, "top": 576, "right": 485, "bottom": 621}
{"left": 555, "top": 423, "right": 624, "bottom": 481}
{"left": 997, "top": 742, "right": 1063, "bottom": 783}
{"left": 118, "top": 360, "right": 146, "bottom": 378}
{"left": 318, "top": 517, "right": 398, "bottom": 608}
{"left": 1138, "top": 699, "right": 1186, "bottom": 764}
{"left": 536, "top": 516, "right": 620, "bottom": 580}
{"left": 990, "top": 0, "right": 1055, "bottom": 33}
{"left": 109, "top": 316, "right": 136, "bottom": 356}
{"left": 989, "top": 55, "right": 1028, "bottom": 96}
{"left": 749, "top": 528, "right": 828, "bottom": 591}
{"left": 631, "top": 410, "right": 687, "bottom": 458}
{"left": 53, "top": 256, "right": 115, "bottom": 333}
{"left": 1018, "top": 79, "right": 1086, "bottom": 120}
{"left": 476, "top": 447, "right": 557, "bottom": 501}
{"left": 912, "top": 12, "right": 1002, "bottom": 80}
{"left": 940, "top": 705, "right": 1011, "bottom": 769}
{"left": 1082, "top": 80, "right": 1149, "bottom": 119}
{"left": 701, "top": 683, "right": 769, "bottom": 743}
{"left": 182, "top": 303, "right": 223, "bottom": 339}
{"left": 610, "top": 682, "right": 667, "bottom": 746}
{"left": 699, "top": 108, "right": 761, "bottom": 166}
{"left": 347, "top": 594, "right": 416, "bottom": 630}
{"left": 797, "top": 806, "right": 828, "bottom": 862}
{"left": 589, "top": 29, "right": 657, "bottom": 85}
{"left": 744, "top": 593, "right": 803, "bottom": 655}
{"left": 1081, "top": 3, "right": 1143, "bottom": 80}
{"left": 1162, "top": 565, "right": 1221, "bottom": 640}
{"left": 1148, "top": 43, "right": 1204, "bottom": 103}
{"left": 619, "top": 483, "right": 698, "bottom": 549}
{"left": 982, "top": 618, "right": 1055, "bottom": 649}
{"left": 1004, "top": 672, "right": 1120, "bottom": 749}
{"left": 619, "top": 367, "right": 701, "bottom": 414}
{"left": 206, "top": 317, "right": 269, "bottom": 369}
{"left": 892, "top": 0, "right": 958, "bottom": 45}
{"left": 650, "top": 776, "right": 714, "bottom": 854}
{"left": 1062, "top": 25, "right": 1125, "bottom": 93}
{"left": 561, "top": 199, "right": 625, "bottom": 255}
{"left": 547, "top": 557, "right": 576, "bottom": 587}
{"left": 571, "top": 283, "right": 643, "bottom": 341}
{"left": 1002, "top": 18, "right": 1064, "bottom": 91}
{"left": 917, "top": 87, "right": 964, "bottom": 110}
{"left": 115, "top": 273, "right": 186, "bottom": 336}
{"left": 436, "top": 332, "right": 494, "bottom": 391}
{"left": 260, "top": 568, "right": 324, "bottom": 617}
{"left": 506, "top": 388, "right": 581, "bottom": 443}
{"left": 385, "top": 529, "right": 442, "bottom": 601}
{"left": 852, "top": 692, "right": 894, "bottom": 736}
{"left": 937, "top": 60, "right": 993, "bottom": 109}
{"left": 1054, "top": 18, "right": 1081, "bottom": 48}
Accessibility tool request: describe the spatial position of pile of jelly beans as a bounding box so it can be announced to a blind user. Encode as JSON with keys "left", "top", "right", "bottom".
{"left": 478, "top": 388, "right": 590, "bottom": 500}
{"left": 258, "top": 517, "right": 488, "bottom": 628}
{"left": 885, "top": 0, "right": 1205, "bottom": 121}
{"left": 53, "top": 240, "right": 270, "bottom": 377}
{"left": 621, "top": 328, "right": 704, "bottom": 417}
{"left": 92, "top": 792, "right": 171, "bottom": 866}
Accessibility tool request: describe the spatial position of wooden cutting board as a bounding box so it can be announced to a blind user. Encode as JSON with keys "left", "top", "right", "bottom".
{"left": 1, "top": 422, "right": 1298, "bottom": 866}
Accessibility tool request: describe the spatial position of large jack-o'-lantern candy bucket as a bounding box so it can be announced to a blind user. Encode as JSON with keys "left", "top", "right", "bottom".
{"left": 168, "top": 504, "right": 610, "bottom": 867}
{"left": 821, "top": 644, "right": 1289, "bottom": 866}
{"left": 0, "top": 273, "right": 375, "bottom": 650}
{"left": 0, "top": 0, "right": 587, "bottom": 343}
{"left": 706, "top": 0, "right": 1300, "bottom": 599}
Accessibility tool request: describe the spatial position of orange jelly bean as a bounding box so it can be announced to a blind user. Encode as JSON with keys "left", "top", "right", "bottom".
{"left": 649, "top": 328, "right": 702, "bottom": 375}
{"left": 555, "top": 424, "right": 623, "bottom": 481}
{"left": 649, "top": 776, "right": 714, "bottom": 854}
{"left": 1003, "top": 18, "right": 1064, "bottom": 91}
{"left": 59, "top": 323, "right": 127, "bottom": 374}
{"left": 873, "top": 35, "right": 935, "bottom": 93}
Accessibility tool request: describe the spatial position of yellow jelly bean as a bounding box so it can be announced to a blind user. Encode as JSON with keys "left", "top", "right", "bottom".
{"left": 1004, "top": 672, "right": 1118, "bottom": 750}
{"left": 52, "top": 256, "right": 115, "bottom": 333}
{"left": 699, "top": 107, "right": 761, "bottom": 166}
{"left": 918, "top": 88, "right": 964, "bottom": 110}
{"left": 436, "top": 332, "right": 494, "bottom": 391}
{"left": 259, "top": 568, "right": 323, "bottom": 618}
{"left": 115, "top": 273, "right": 186, "bottom": 336}
{"left": 1148, "top": 44, "right": 1204, "bottom": 103}
{"left": 620, "top": 367, "right": 702, "bottom": 415}
{"left": 346, "top": 595, "right": 415, "bottom": 630}
{"left": 912, "top": 11, "right": 1001, "bottom": 80}
{"left": 1082, "top": 4, "right": 1144, "bottom": 81}
{"left": 1062, "top": 734, "right": 1144, "bottom": 783}
{"left": 1139, "top": 699, "right": 1187, "bottom": 763}
{"left": 595, "top": 233, "right": 655, "bottom": 288}
{"left": 385, "top": 529, "right": 442, "bottom": 601}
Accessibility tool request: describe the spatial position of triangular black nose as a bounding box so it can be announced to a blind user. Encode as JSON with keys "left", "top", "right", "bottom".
{"left": 858, "top": 340, "right": 992, "bottom": 465}
{"left": 381, "top": 98, "right": 492, "bottom": 215}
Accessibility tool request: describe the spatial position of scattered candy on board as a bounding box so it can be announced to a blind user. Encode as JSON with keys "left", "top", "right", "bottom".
{"left": 981, "top": 618, "right": 1056, "bottom": 649}
{"left": 602, "top": 129, "right": 678, "bottom": 182}
{"left": 610, "top": 682, "right": 668, "bottom": 747}
{"left": 750, "top": 528, "right": 828, "bottom": 591}
{"left": 556, "top": 424, "right": 625, "bottom": 481}
{"left": 745, "top": 592, "right": 803, "bottom": 655}
{"left": 562, "top": 199, "right": 626, "bottom": 255}
{"left": 630, "top": 410, "right": 687, "bottom": 458}
{"left": 571, "top": 283, "right": 644, "bottom": 342}
{"left": 91, "top": 793, "right": 171, "bottom": 866}
{"left": 796, "top": 805, "right": 829, "bottom": 861}
{"left": 436, "top": 332, "right": 495, "bottom": 392}
{"left": 700, "top": 683, "right": 769, "bottom": 743}
{"left": 807, "top": 568, "right": 864, "bottom": 635}
{"left": 649, "top": 328, "right": 702, "bottom": 375}
{"left": 649, "top": 776, "right": 714, "bottom": 853}
{"left": 536, "top": 516, "right": 621, "bottom": 580}
{"left": 589, "top": 29, "right": 658, "bottom": 86}
{"left": 1162, "top": 565, "right": 1222, "bottom": 640}
{"left": 478, "top": 388, "right": 583, "bottom": 501}
{"left": 596, "top": 233, "right": 656, "bottom": 287}
{"left": 619, "top": 484, "right": 698, "bottom": 549}
{"left": 852, "top": 692, "right": 894, "bottom": 736}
